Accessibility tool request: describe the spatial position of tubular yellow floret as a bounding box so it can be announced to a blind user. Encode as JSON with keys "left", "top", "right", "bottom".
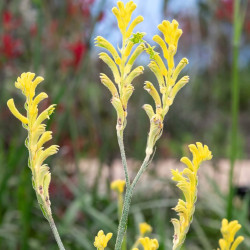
{"left": 95, "top": 36, "right": 121, "bottom": 64}
{"left": 153, "top": 35, "right": 169, "bottom": 61}
{"left": 144, "top": 81, "right": 162, "bottom": 110}
{"left": 126, "top": 15, "right": 144, "bottom": 38}
{"left": 125, "top": 66, "right": 144, "bottom": 86}
{"left": 170, "top": 76, "right": 189, "bottom": 101}
{"left": 142, "top": 104, "right": 155, "bottom": 120}
{"left": 125, "top": 43, "right": 145, "bottom": 74}
{"left": 99, "top": 52, "right": 121, "bottom": 84}
{"left": 154, "top": 54, "right": 168, "bottom": 76}
{"left": 172, "top": 58, "right": 189, "bottom": 83}
{"left": 121, "top": 85, "right": 134, "bottom": 109}
{"left": 148, "top": 61, "right": 165, "bottom": 88}
{"left": 124, "top": 41, "right": 134, "bottom": 57}
{"left": 7, "top": 99, "right": 28, "bottom": 124}
{"left": 100, "top": 73, "right": 119, "bottom": 97}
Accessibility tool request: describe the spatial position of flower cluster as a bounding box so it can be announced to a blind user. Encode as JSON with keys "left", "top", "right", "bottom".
{"left": 95, "top": 1, "right": 145, "bottom": 134}
{"left": 136, "top": 237, "right": 159, "bottom": 250}
{"left": 218, "top": 219, "right": 244, "bottom": 250}
{"left": 144, "top": 20, "right": 189, "bottom": 156}
{"left": 171, "top": 142, "right": 212, "bottom": 250}
{"left": 7, "top": 72, "right": 58, "bottom": 218}
{"left": 94, "top": 230, "right": 113, "bottom": 250}
{"left": 139, "top": 222, "right": 152, "bottom": 236}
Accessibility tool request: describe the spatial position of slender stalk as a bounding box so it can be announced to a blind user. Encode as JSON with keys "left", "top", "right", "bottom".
{"left": 227, "top": 0, "right": 246, "bottom": 220}
{"left": 117, "top": 132, "right": 130, "bottom": 188}
{"left": 48, "top": 214, "right": 66, "bottom": 250}
{"left": 118, "top": 193, "right": 126, "bottom": 250}
{"left": 115, "top": 155, "right": 150, "bottom": 250}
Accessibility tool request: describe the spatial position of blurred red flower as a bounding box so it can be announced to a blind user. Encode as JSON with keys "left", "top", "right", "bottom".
{"left": 61, "top": 39, "right": 87, "bottom": 71}
{"left": 0, "top": 34, "right": 22, "bottom": 60}
{"left": 216, "top": 0, "right": 233, "bottom": 22}
{"left": 2, "top": 10, "right": 20, "bottom": 30}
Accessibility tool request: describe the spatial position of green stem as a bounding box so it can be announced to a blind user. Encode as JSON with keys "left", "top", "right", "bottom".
{"left": 227, "top": 0, "right": 244, "bottom": 220}
{"left": 115, "top": 155, "right": 150, "bottom": 250}
{"left": 48, "top": 214, "right": 66, "bottom": 250}
{"left": 117, "top": 132, "right": 130, "bottom": 188}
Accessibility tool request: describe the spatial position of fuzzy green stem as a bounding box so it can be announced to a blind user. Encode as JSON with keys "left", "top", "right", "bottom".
{"left": 117, "top": 132, "right": 130, "bottom": 188}
{"left": 114, "top": 155, "right": 150, "bottom": 250}
{"left": 118, "top": 193, "right": 126, "bottom": 250}
{"left": 48, "top": 214, "right": 66, "bottom": 250}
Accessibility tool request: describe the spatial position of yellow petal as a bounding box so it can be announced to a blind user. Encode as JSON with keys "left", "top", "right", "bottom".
{"left": 7, "top": 99, "right": 28, "bottom": 124}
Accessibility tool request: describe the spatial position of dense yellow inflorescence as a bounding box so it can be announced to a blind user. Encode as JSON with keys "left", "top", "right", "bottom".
{"left": 7, "top": 72, "right": 58, "bottom": 218}
{"left": 95, "top": 1, "right": 145, "bottom": 134}
{"left": 94, "top": 230, "right": 113, "bottom": 250}
{"left": 217, "top": 219, "right": 244, "bottom": 250}
{"left": 171, "top": 142, "right": 212, "bottom": 250}
{"left": 144, "top": 20, "right": 189, "bottom": 157}
{"left": 139, "top": 222, "right": 152, "bottom": 236}
{"left": 139, "top": 237, "right": 159, "bottom": 250}
{"left": 111, "top": 179, "right": 126, "bottom": 194}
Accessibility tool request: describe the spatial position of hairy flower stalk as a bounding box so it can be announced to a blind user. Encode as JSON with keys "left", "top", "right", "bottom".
{"left": 7, "top": 72, "right": 65, "bottom": 250}
{"left": 217, "top": 219, "right": 244, "bottom": 250}
{"left": 144, "top": 20, "right": 189, "bottom": 158}
{"left": 171, "top": 142, "right": 212, "bottom": 250}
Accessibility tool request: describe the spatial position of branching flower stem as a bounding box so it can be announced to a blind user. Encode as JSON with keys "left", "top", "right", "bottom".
{"left": 117, "top": 132, "right": 130, "bottom": 189}
{"left": 115, "top": 154, "right": 151, "bottom": 250}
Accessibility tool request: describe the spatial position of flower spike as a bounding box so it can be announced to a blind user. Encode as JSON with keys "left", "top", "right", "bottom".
{"left": 94, "top": 230, "right": 113, "bottom": 250}
{"left": 7, "top": 72, "right": 58, "bottom": 220}
{"left": 217, "top": 219, "right": 244, "bottom": 250}
{"left": 139, "top": 237, "right": 159, "bottom": 250}
{"left": 95, "top": 0, "right": 145, "bottom": 135}
{"left": 144, "top": 20, "right": 189, "bottom": 157}
{"left": 171, "top": 142, "right": 212, "bottom": 250}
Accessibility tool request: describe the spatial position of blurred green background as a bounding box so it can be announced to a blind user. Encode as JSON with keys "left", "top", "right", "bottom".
{"left": 0, "top": 0, "right": 250, "bottom": 249}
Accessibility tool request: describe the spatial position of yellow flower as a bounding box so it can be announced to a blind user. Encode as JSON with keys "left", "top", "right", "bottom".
{"left": 111, "top": 179, "right": 126, "bottom": 194}
{"left": 94, "top": 230, "right": 113, "bottom": 250}
{"left": 7, "top": 72, "right": 58, "bottom": 218}
{"left": 139, "top": 237, "right": 159, "bottom": 250}
{"left": 95, "top": 1, "right": 145, "bottom": 134}
{"left": 171, "top": 142, "right": 212, "bottom": 250}
{"left": 139, "top": 222, "right": 152, "bottom": 236}
{"left": 217, "top": 219, "right": 244, "bottom": 250}
{"left": 144, "top": 20, "right": 189, "bottom": 157}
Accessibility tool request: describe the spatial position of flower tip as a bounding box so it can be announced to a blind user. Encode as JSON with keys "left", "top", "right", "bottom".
{"left": 7, "top": 98, "right": 14, "bottom": 107}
